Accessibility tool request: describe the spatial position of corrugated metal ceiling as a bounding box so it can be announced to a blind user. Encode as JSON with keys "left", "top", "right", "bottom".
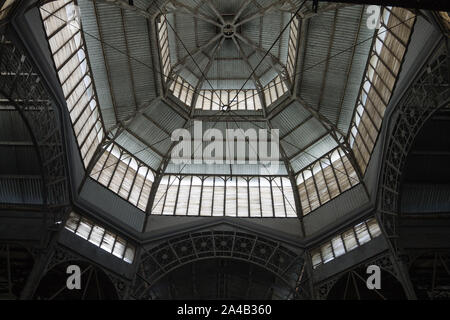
{"left": 75, "top": 0, "right": 374, "bottom": 176}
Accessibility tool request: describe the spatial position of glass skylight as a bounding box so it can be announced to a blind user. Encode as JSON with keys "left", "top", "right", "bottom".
{"left": 311, "top": 217, "right": 382, "bottom": 269}
{"left": 65, "top": 211, "right": 136, "bottom": 263}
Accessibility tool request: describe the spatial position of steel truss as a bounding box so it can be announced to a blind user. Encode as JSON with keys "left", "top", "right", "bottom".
{"left": 378, "top": 39, "right": 450, "bottom": 249}
{"left": 131, "top": 230, "right": 311, "bottom": 299}
{"left": 0, "top": 35, "right": 69, "bottom": 208}
{"left": 375, "top": 38, "right": 450, "bottom": 299}
{"left": 0, "top": 33, "right": 73, "bottom": 298}
{"left": 404, "top": 249, "right": 450, "bottom": 300}
{"left": 35, "top": 244, "right": 130, "bottom": 299}
{"left": 314, "top": 250, "right": 403, "bottom": 299}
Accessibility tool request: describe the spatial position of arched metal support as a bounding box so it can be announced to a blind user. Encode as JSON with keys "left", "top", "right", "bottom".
{"left": 131, "top": 230, "right": 307, "bottom": 299}
{"left": 313, "top": 250, "right": 410, "bottom": 300}
{"left": 377, "top": 38, "right": 449, "bottom": 252}
{"left": 374, "top": 38, "right": 450, "bottom": 300}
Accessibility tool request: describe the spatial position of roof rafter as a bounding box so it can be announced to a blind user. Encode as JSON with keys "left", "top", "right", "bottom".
{"left": 295, "top": 97, "right": 346, "bottom": 138}
{"left": 167, "top": 0, "right": 222, "bottom": 28}
{"left": 93, "top": 1, "right": 120, "bottom": 125}
{"left": 235, "top": 0, "right": 294, "bottom": 27}
{"left": 169, "top": 33, "right": 222, "bottom": 74}
{"left": 105, "top": 97, "right": 162, "bottom": 136}
{"left": 232, "top": 37, "right": 268, "bottom": 114}
{"left": 120, "top": 8, "right": 139, "bottom": 112}
{"left": 235, "top": 33, "right": 290, "bottom": 86}
{"left": 191, "top": 37, "right": 225, "bottom": 114}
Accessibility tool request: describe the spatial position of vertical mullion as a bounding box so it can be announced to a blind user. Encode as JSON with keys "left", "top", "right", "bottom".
{"left": 106, "top": 147, "right": 123, "bottom": 189}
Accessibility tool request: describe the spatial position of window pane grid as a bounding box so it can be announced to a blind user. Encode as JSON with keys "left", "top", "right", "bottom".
{"left": 40, "top": 0, "right": 105, "bottom": 167}
{"left": 65, "top": 212, "right": 135, "bottom": 264}
{"left": 90, "top": 142, "right": 155, "bottom": 212}
{"left": 151, "top": 175, "right": 297, "bottom": 217}
{"left": 349, "top": 7, "right": 415, "bottom": 174}
{"left": 297, "top": 147, "right": 360, "bottom": 216}
{"left": 311, "top": 217, "right": 383, "bottom": 269}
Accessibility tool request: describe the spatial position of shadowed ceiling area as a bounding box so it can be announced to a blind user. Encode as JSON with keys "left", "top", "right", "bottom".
{"left": 147, "top": 258, "right": 297, "bottom": 300}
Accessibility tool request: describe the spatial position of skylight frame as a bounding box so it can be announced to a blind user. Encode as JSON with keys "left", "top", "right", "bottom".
{"left": 40, "top": 0, "right": 105, "bottom": 168}
{"left": 151, "top": 174, "right": 297, "bottom": 218}
{"left": 296, "top": 147, "right": 360, "bottom": 216}
{"left": 89, "top": 142, "right": 155, "bottom": 212}
{"left": 310, "top": 217, "right": 382, "bottom": 269}
{"left": 65, "top": 211, "right": 136, "bottom": 263}
{"left": 348, "top": 7, "right": 416, "bottom": 174}
{"left": 155, "top": 7, "right": 293, "bottom": 111}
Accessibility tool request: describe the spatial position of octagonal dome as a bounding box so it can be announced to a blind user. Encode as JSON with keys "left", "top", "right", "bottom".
{"left": 159, "top": 0, "right": 292, "bottom": 110}
{"left": 39, "top": 0, "right": 416, "bottom": 218}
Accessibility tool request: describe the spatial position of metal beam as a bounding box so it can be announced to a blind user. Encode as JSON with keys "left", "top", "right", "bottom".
{"left": 235, "top": 0, "right": 294, "bottom": 27}
{"left": 93, "top": 1, "right": 120, "bottom": 125}
{"left": 232, "top": 37, "right": 267, "bottom": 114}
{"left": 235, "top": 33, "right": 289, "bottom": 84}
{"left": 168, "top": 0, "right": 222, "bottom": 27}
{"left": 105, "top": 97, "right": 162, "bottom": 136}
{"left": 169, "top": 34, "right": 222, "bottom": 74}
{"left": 295, "top": 97, "right": 346, "bottom": 138}
{"left": 232, "top": 0, "right": 253, "bottom": 24}
{"left": 191, "top": 37, "right": 225, "bottom": 115}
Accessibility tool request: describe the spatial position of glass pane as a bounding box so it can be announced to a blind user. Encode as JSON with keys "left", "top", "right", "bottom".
{"left": 88, "top": 225, "right": 105, "bottom": 247}
{"left": 124, "top": 246, "right": 135, "bottom": 264}
{"left": 355, "top": 222, "right": 371, "bottom": 245}
{"left": 366, "top": 218, "right": 382, "bottom": 238}
{"left": 321, "top": 242, "right": 334, "bottom": 264}
{"left": 100, "top": 231, "right": 115, "bottom": 253}
{"left": 65, "top": 212, "right": 80, "bottom": 232}
{"left": 311, "top": 249, "right": 322, "bottom": 269}
{"left": 76, "top": 218, "right": 93, "bottom": 240}
{"left": 342, "top": 229, "right": 358, "bottom": 252}
{"left": 331, "top": 235, "right": 346, "bottom": 258}
{"left": 112, "top": 237, "right": 126, "bottom": 259}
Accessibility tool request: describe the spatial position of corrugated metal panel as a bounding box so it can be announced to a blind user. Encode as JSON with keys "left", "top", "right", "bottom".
{"left": 168, "top": 14, "right": 216, "bottom": 66}
{"left": 281, "top": 117, "right": 327, "bottom": 157}
{"left": 81, "top": 179, "right": 145, "bottom": 231}
{"left": 337, "top": 7, "right": 375, "bottom": 133}
{"left": 298, "top": 5, "right": 374, "bottom": 133}
{"left": 271, "top": 100, "right": 311, "bottom": 136}
{"left": 123, "top": 9, "right": 158, "bottom": 105}
{"left": 0, "top": 110, "right": 32, "bottom": 141}
{"left": 299, "top": 10, "right": 336, "bottom": 110}
{"left": 115, "top": 130, "right": 163, "bottom": 171}
{"left": 144, "top": 100, "right": 186, "bottom": 133}
{"left": 128, "top": 117, "right": 171, "bottom": 154}
{"left": 0, "top": 146, "right": 40, "bottom": 174}
{"left": 401, "top": 184, "right": 450, "bottom": 214}
{"left": 290, "top": 134, "right": 338, "bottom": 173}
{"left": 304, "top": 183, "right": 368, "bottom": 236}
{"left": 0, "top": 176, "right": 43, "bottom": 204}
{"left": 78, "top": 0, "right": 116, "bottom": 130}
{"left": 261, "top": 12, "right": 290, "bottom": 61}
{"left": 95, "top": 2, "right": 135, "bottom": 120}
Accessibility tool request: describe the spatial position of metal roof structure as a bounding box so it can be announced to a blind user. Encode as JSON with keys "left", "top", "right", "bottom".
{"left": 37, "top": 0, "right": 416, "bottom": 219}
{"left": 1, "top": 0, "right": 450, "bottom": 302}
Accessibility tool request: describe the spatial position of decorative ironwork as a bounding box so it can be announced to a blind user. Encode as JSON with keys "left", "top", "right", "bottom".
{"left": 0, "top": 35, "right": 69, "bottom": 207}
{"left": 378, "top": 39, "right": 450, "bottom": 250}
{"left": 313, "top": 251, "right": 397, "bottom": 299}
{"left": 131, "top": 230, "right": 305, "bottom": 299}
